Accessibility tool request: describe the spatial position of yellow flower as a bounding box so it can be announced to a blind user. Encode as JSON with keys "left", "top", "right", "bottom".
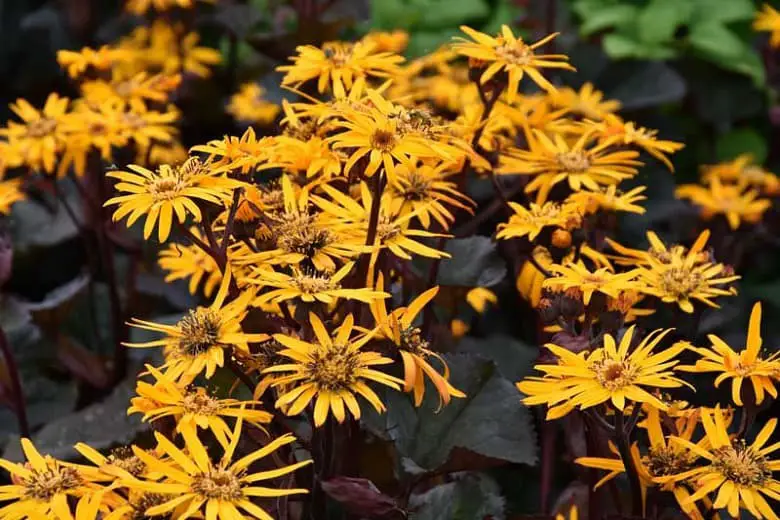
{"left": 361, "top": 30, "right": 410, "bottom": 53}
{"left": 544, "top": 262, "right": 639, "bottom": 305}
{"left": 57, "top": 101, "right": 128, "bottom": 177}
{"left": 556, "top": 506, "right": 579, "bottom": 520}
{"left": 56, "top": 45, "right": 134, "bottom": 78}
{"left": 755, "top": 4, "right": 780, "bottom": 48}
{"left": 80, "top": 72, "right": 181, "bottom": 106}
{"left": 517, "top": 326, "right": 689, "bottom": 419}
{"left": 0, "top": 93, "right": 70, "bottom": 174}
{"left": 634, "top": 239, "right": 740, "bottom": 313}
{"left": 578, "top": 114, "right": 683, "bottom": 171}
{"left": 386, "top": 159, "right": 474, "bottom": 229}
{"left": 466, "top": 287, "right": 497, "bottom": 313}
{"left": 549, "top": 82, "right": 621, "bottom": 120}
{"left": 567, "top": 185, "right": 647, "bottom": 215}
{"left": 227, "top": 83, "right": 280, "bottom": 124}
{"left": 701, "top": 154, "right": 780, "bottom": 196}
{"left": 116, "top": 101, "right": 180, "bottom": 157}
{"left": 272, "top": 135, "right": 342, "bottom": 180}
{"left": 314, "top": 182, "right": 451, "bottom": 260}
{"left": 125, "top": 272, "right": 268, "bottom": 383}
{"left": 370, "top": 276, "right": 465, "bottom": 406}
{"left": 498, "top": 129, "right": 641, "bottom": 202}
{"left": 679, "top": 302, "right": 780, "bottom": 406}
{"left": 125, "top": 0, "right": 214, "bottom": 14}
{"left": 278, "top": 40, "right": 404, "bottom": 98}
{"left": 158, "top": 230, "right": 222, "bottom": 297}
{"left": 606, "top": 229, "right": 712, "bottom": 268}
{"left": 129, "top": 365, "right": 272, "bottom": 446}
{"left": 124, "top": 421, "right": 311, "bottom": 519}
{"left": 661, "top": 408, "right": 780, "bottom": 519}
{"left": 0, "top": 438, "right": 105, "bottom": 520}
{"left": 190, "top": 127, "right": 277, "bottom": 175}
{"left": 676, "top": 178, "right": 772, "bottom": 230}
{"left": 105, "top": 157, "right": 239, "bottom": 242}
{"left": 328, "top": 91, "right": 455, "bottom": 183}
{"left": 0, "top": 178, "right": 25, "bottom": 215}
{"left": 263, "top": 313, "right": 403, "bottom": 426}
{"left": 452, "top": 25, "right": 574, "bottom": 101}
{"left": 246, "top": 262, "right": 389, "bottom": 306}
{"left": 496, "top": 200, "right": 581, "bottom": 241}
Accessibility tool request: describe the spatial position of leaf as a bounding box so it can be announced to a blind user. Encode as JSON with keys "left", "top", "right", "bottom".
{"left": 211, "top": 3, "right": 266, "bottom": 39}
{"left": 21, "top": 274, "right": 90, "bottom": 312}
{"left": 602, "top": 33, "right": 677, "bottom": 60}
{"left": 715, "top": 128, "right": 768, "bottom": 163}
{"left": 135, "top": 272, "right": 196, "bottom": 310}
{"left": 416, "top": 0, "right": 490, "bottom": 31}
{"left": 637, "top": 0, "right": 692, "bottom": 44}
{"left": 9, "top": 186, "right": 81, "bottom": 249}
{"left": 606, "top": 62, "right": 686, "bottom": 110}
{"left": 0, "top": 373, "right": 78, "bottom": 440}
{"left": 56, "top": 334, "right": 110, "bottom": 389}
{"left": 437, "top": 237, "right": 506, "bottom": 287}
{"left": 321, "top": 477, "right": 403, "bottom": 519}
{"left": 455, "top": 335, "right": 538, "bottom": 382}
{"left": 409, "top": 472, "right": 505, "bottom": 520}
{"left": 0, "top": 230, "right": 12, "bottom": 290}
{"left": 579, "top": 5, "right": 637, "bottom": 36}
{"left": 2, "top": 375, "right": 144, "bottom": 461}
{"left": 690, "top": 0, "right": 755, "bottom": 24}
{"left": 688, "top": 22, "right": 765, "bottom": 86}
{"left": 367, "top": 355, "right": 537, "bottom": 471}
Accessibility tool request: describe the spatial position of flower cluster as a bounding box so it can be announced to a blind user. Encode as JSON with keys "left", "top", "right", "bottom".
{"left": 0, "top": 3, "right": 779, "bottom": 518}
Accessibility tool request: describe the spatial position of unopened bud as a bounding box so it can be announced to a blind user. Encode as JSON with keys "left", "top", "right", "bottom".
{"left": 538, "top": 296, "right": 560, "bottom": 324}
{"left": 551, "top": 229, "right": 572, "bottom": 249}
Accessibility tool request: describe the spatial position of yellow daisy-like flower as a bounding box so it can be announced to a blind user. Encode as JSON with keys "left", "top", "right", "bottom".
{"left": 0, "top": 438, "right": 105, "bottom": 520}
{"left": 660, "top": 408, "right": 780, "bottom": 519}
{"left": 263, "top": 313, "right": 403, "bottom": 426}
{"left": 567, "top": 185, "right": 647, "bottom": 215}
{"left": 496, "top": 200, "right": 581, "bottom": 241}
{"left": 700, "top": 154, "right": 780, "bottom": 195}
{"left": 549, "top": 82, "right": 621, "bottom": 120}
{"left": 105, "top": 157, "right": 240, "bottom": 242}
{"left": 158, "top": 230, "right": 222, "bottom": 297}
{"left": 81, "top": 71, "right": 181, "bottom": 106}
{"left": 517, "top": 246, "right": 554, "bottom": 307}
{"left": 452, "top": 25, "right": 574, "bottom": 102}
{"left": 125, "top": 271, "right": 269, "bottom": 383}
{"left": 370, "top": 276, "right": 465, "bottom": 407}
{"left": 124, "top": 421, "right": 311, "bottom": 519}
{"left": 227, "top": 83, "right": 280, "bottom": 125}
{"left": 361, "top": 30, "right": 410, "bottom": 53}
{"left": 125, "top": 0, "right": 214, "bottom": 14}
{"left": 755, "top": 4, "right": 780, "bottom": 48}
{"left": 544, "top": 262, "right": 639, "bottom": 305}
{"left": 129, "top": 364, "right": 272, "bottom": 446}
{"left": 499, "top": 129, "right": 641, "bottom": 202}
{"left": 246, "top": 262, "right": 389, "bottom": 306}
{"left": 0, "top": 93, "right": 70, "bottom": 174}
{"left": 272, "top": 135, "right": 342, "bottom": 180}
{"left": 190, "top": 127, "right": 277, "bottom": 176}
{"left": 0, "top": 178, "right": 25, "bottom": 215}
{"left": 278, "top": 40, "right": 404, "bottom": 98}
{"left": 676, "top": 178, "right": 772, "bottom": 230}
{"left": 606, "top": 229, "right": 712, "bottom": 268}
{"left": 517, "top": 326, "right": 689, "bottom": 419}
{"left": 679, "top": 302, "right": 780, "bottom": 406}
{"left": 578, "top": 114, "right": 684, "bottom": 171}
{"left": 56, "top": 45, "right": 134, "bottom": 79}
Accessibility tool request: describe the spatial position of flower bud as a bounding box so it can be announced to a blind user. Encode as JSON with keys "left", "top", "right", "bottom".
{"left": 551, "top": 229, "right": 572, "bottom": 249}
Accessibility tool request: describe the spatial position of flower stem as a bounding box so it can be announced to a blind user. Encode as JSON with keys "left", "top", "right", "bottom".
{"left": 0, "top": 327, "right": 30, "bottom": 438}
{"left": 615, "top": 410, "right": 643, "bottom": 517}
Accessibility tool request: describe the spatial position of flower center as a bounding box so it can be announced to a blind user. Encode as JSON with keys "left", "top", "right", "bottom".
{"left": 177, "top": 308, "right": 222, "bottom": 357}
{"left": 495, "top": 39, "right": 533, "bottom": 65}
{"left": 646, "top": 446, "right": 697, "bottom": 477}
{"left": 177, "top": 157, "right": 207, "bottom": 179}
{"left": 399, "top": 172, "right": 433, "bottom": 201}
{"left": 149, "top": 177, "right": 184, "bottom": 201}
{"left": 27, "top": 118, "right": 57, "bottom": 138}
{"left": 181, "top": 389, "right": 223, "bottom": 416}
{"left": 659, "top": 267, "right": 704, "bottom": 297}
{"left": 22, "top": 464, "right": 82, "bottom": 500}
{"left": 122, "top": 112, "right": 146, "bottom": 129}
{"left": 131, "top": 493, "right": 171, "bottom": 519}
{"left": 555, "top": 151, "right": 591, "bottom": 173}
{"left": 292, "top": 271, "right": 337, "bottom": 295}
{"left": 712, "top": 442, "right": 770, "bottom": 487}
{"left": 323, "top": 43, "right": 354, "bottom": 67}
{"left": 108, "top": 446, "right": 146, "bottom": 477}
{"left": 370, "top": 130, "right": 397, "bottom": 152}
{"left": 275, "top": 213, "right": 333, "bottom": 258}
{"left": 591, "top": 359, "right": 636, "bottom": 390}
{"left": 306, "top": 344, "right": 360, "bottom": 390}
{"left": 400, "top": 327, "right": 430, "bottom": 355}
{"left": 191, "top": 468, "right": 243, "bottom": 501}
{"left": 376, "top": 215, "right": 401, "bottom": 241}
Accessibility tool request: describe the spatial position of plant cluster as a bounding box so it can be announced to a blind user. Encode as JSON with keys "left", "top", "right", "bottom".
{"left": 0, "top": 1, "right": 779, "bottom": 519}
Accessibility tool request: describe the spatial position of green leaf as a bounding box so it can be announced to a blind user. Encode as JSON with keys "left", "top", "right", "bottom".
{"left": 370, "top": 0, "right": 424, "bottom": 30}
{"left": 688, "top": 22, "right": 765, "bottom": 86}
{"left": 715, "top": 128, "right": 768, "bottom": 163}
{"left": 606, "top": 62, "right": 686, "bottom": 109}
{"left": 406, "top": 28, "right": 460, "bottom": 58}
{"left": 416, "top": 0, "right": 490, "bottom": 31}
{"left": 366, "top": 355, "right": 537, "bottom": 471}
{"left": 637, "top": 0, "right": 692, "bottom": 44}
{"left": 579, "top": 5, "right": 638, "bottom": 36}
{"left": 480, "top": 0, "right": 525, "bottom": 36}
{"left": 9, "top": 192, "right": 80, "bottom": 249}
{"left": 409, "top": 472, "right": 505, "bottom": 520}
{"left": 690, "top": 0, "right": 755, "bottom": 24}
{"left": 602, "top": 34, "right": 677, "bottom": 60}
{"left": 2, "top": 375, "right": 144, "bottom": 461}
{"left": 456, "top": 335, "right": 538, "bottom": 382}
{"left": 437, "top": 237, "right": 507, "bottom": 287}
